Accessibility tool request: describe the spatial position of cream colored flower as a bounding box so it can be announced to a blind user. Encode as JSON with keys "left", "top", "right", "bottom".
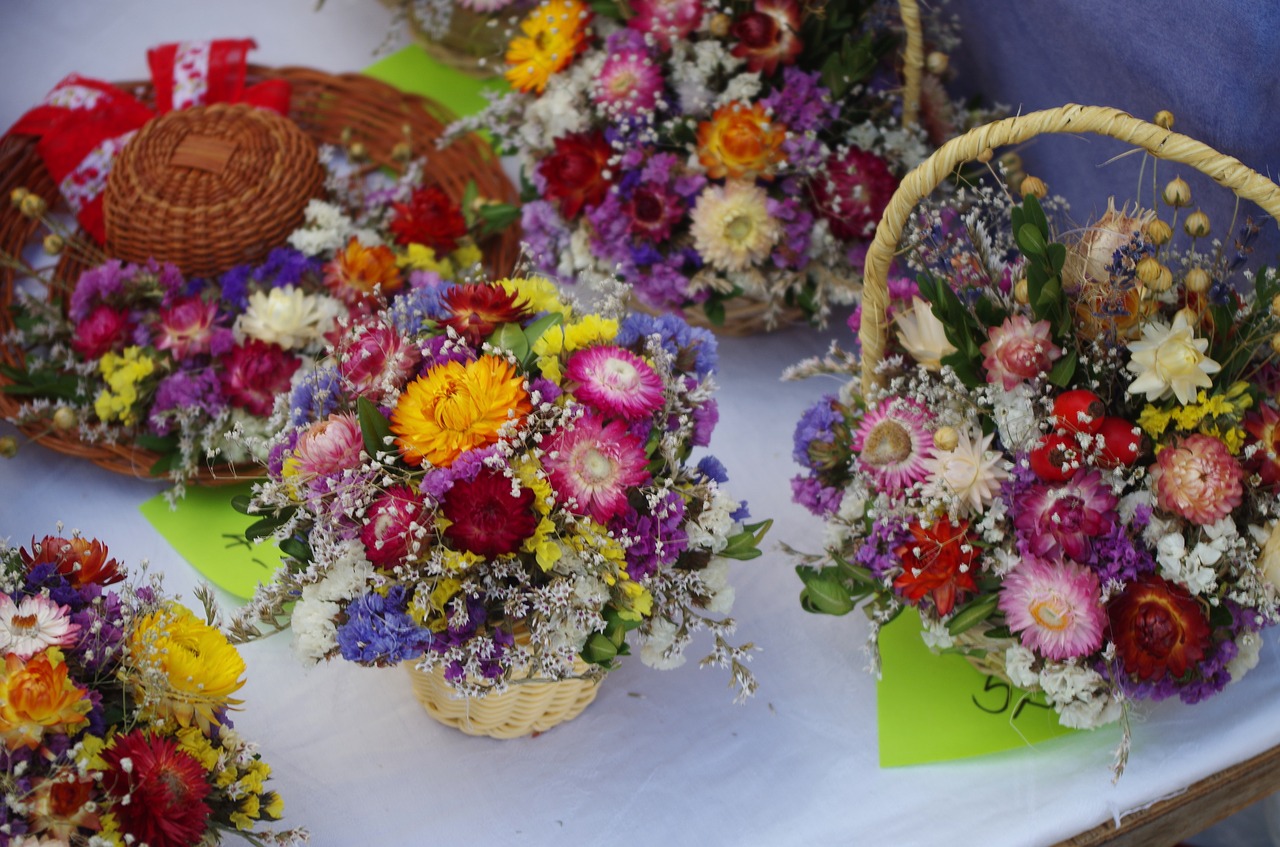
{"left": 689, "top": 180, "right": 780, "bottom": 272}
{"left": 1125, "top": 310, "right": 1221, "bottom": 405}
{"left": 1256, "top": 520, "right": 1280, "bottom": 593}
{"left": 894, "top": 296, "right": 957, "bottom": 370}
{"left": 921, "top": 427, "right": 1009, "bottom": 515}
{"left": 1067, "top": 198, "right": 1155, "bottom": 285}
{"left": 236, "top": 285, "right": 344, "bottom": 351}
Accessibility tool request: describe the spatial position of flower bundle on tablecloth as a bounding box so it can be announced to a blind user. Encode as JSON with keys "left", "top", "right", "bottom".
{"left": 0, "top": 533, "right": 301, "bottom": 846}
{"left": 229, "top": 273, "right": 766, "bottom": 700}
{"left": 454, "top": 0, "right": 985, "bottom": 329}
{"left": 789, "top": 171, "right": 1280, "bottom": 773}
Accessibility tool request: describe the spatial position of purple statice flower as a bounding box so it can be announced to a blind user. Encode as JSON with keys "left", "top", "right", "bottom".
{"left": 780, "top": 134, "right": 826, "bottom": 174}
{"left": 616, "top": 312, "right": 718, "bottom": 379}
{"left": 690, "top": 396, "right": 718, "bottom": 446}
{"left": 418, "top": 334, "right": 477, "bottom": 373}
{"left": 791, "top": 475, "right": 843, "bottom": 517}
{"left": 730, "top": 500, "right": 751, "bottom": 521}
{"left": 1089, "top": 521, "right": 1156, "bottom": 585}
{"left": 151, "top": 260, "right": 187, "bottom": 307}
{"left": 605, "top": 25, "right": 649, "bottom": 54}
{"left": 219, "top": 263, "right": 256, "bottom": 310}
{"left": 148, "top": 368, "right": 228, "bottom": 436}
{"left": 614, "top": 489, "right": 688, "bottom": 580}
{"left": 761, "top": 67, "right": 838, "bottom": 133}
{"left": 697, "top": 455, "right": 729, "bottom": 484}
{"left": 793, "top": 395, "right": 842, "bottom": 469}
{"left": 854, "top": 517, "right": 912, "bottom": 580}
{"left": 419, "top": 445, "right": 495, "bottom": 502}
{"left": 768, "top": 193, "right": 813, "bottom": 271}
{"left": 336, "top": 585, "right": 434, "bottom": 664}
{"left": 268, "top": 428, "right": 302, "bottom": 477}
{"left": 23, "top": 564, "right": 82, "bottom": 609}
{"left": 70, "top": 588, "right": 126, "bottom": 674}
{"left": 520, "top": 200, "right": 573, "bottom": 280}
{"left": 288, "top": 366, "right": 342, "bottom": 426}
{"left": 528, "top": 376, "right": 561, "bottom": 406}
{"left": 640, "top": 152, "right": 679, "bottom": 185}
{"left": 259, "top": 247, "right": 324, "bottom": 288}
{"left": 69, "top": 260, "right": 135, "bottom": 321}
{"left": 587, "top": 193, "right": 633, "bottom": 256}
{"left": 629, "top": 256, "right": 696, "bottom": 309}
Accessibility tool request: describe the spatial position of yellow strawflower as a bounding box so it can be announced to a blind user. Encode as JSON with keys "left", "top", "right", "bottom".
{"left": 505, "top": 0, "right": 591, "bottom": 94}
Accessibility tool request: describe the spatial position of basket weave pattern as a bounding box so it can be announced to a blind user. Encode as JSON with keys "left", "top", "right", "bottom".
{"left": 0, "top": 66, "right": 520, "bottom": 482}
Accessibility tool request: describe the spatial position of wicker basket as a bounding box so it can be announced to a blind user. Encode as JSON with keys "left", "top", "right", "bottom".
{"left": 403, "top": 654, "right": 601, "bottom": 739}
{"left": 105, "top": 103, "right": 324, "bottom": 277}
{"left": 857, "top": 104, "right": 1280, "bottom": 679}
{"left": 0, "top": 65, "right": 520, "bottom": 483}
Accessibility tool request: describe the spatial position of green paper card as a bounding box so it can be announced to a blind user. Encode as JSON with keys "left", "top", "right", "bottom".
{"left": 363, "top": 46, "right": 508, "bottom": 122}
{"left": 139, "top": 483, "right": 281, "bottom": 601}
{"left": 877, "top": 608, "right": 1076, "bottom": 767}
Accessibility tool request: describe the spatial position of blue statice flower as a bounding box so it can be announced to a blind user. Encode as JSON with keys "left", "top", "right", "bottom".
{"left": 792, "top": 396, "right": 842, "bottom": 468}
{"left": 336, "top": 585, "right": 433, "bottom": 664}
{"left": 696, "top": 455, "right": 729, "bottom": 484}
{"left": 288, "top": 366, "right": 342, "bottom": 426}
{"left": 616, "top": 312, "right": 719, "bottom": 378}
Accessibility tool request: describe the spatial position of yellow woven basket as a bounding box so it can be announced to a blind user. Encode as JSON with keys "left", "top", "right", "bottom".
{"left": 403, "top": 656, "right": 601, "bottom": 739}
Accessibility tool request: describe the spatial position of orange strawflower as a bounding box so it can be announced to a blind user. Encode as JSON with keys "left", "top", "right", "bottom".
{"left": 325, "top": 237, "right": 404, "bottom": 307}
{"left": 21, "top": 535, "right": 122, "bottom": 586}
{"left": 391, "top": 355, "right": 532, "bottom": 467}
{"left": 505, "top": 0, "right": 592, "bottom": 94}
{"left": 0, "top": 650, "right": 91, "bottom": 750}
{"left": 696, "top": 102, "right": 786, "bottom": 181}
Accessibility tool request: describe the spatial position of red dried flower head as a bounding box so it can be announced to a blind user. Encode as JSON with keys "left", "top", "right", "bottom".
{"left": 71, "top": 304, "right": 133, "bottom": 359}
{"left": 441, "top": 468, "right": 538, "bottom": 558}
{"left": 361, "top": 484, "right": 429, "bottom": 569}
{"left": 219, "top": 339, "right": 302, "bottom": 417}
{"left": 729, "top": 0, "right": 803, "bottom": 76}
{"left": 1244, "top": 402, "right": 1280, "bottom": 488}
{"left": 1108, "top": 573, "right": 1211, "bottom": 682}
{"left": 22, "top": 535, "right": 123, "bottom": 586}
{"left": 389, "top": 185, "right": 468, "bottom": 254}
{"left": 538, "top": 131, "right": 614, "bottom": 220}
{"left": 892, "top": 518, "right": 979, "bottom": 616}
{"left": 100, "top": 730, "right": 212, "bottom": 847}
{"left": 625, "top": 184, "right": 684, "bottom": 243}
{"left": 441, "top": 283, "right": 532, "bottom": 346}
{"left": 812, "top": 146, "right": 899, "bottom": 241}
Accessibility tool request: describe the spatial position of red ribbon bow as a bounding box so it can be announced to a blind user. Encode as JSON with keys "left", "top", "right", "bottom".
{"left": 7, "top": 38, "right": 291, "bottom": 244}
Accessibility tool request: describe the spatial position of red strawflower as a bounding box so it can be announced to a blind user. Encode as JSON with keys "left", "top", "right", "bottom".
{"left": 389, "top": 185, "right": 468, "bottom": 254}
{"left": 730, "top": 0, "right": 804, "bottom": 76}
{"left": 893, "top": 518, "right": 979, "bottom": 616}
{"left": 625, "top": 184, "right": 684, "bottom": 243}
{"left": 538, "top": 131, "right": 614, "bottom": 219}
{"left": 219, "top": 339, "right": 302, "bottom": 417}
{"left": 441, "top": 468, "right": 538, "bottom": 557}
{"left": 1108, "top": 573, "right": 1211, "bottom": 682}
{"left": 361, "top": 484, "right": 429, "bottom": 568}
{"left": 1244, "top": 402, "right": 1280, "bottom": 488}
{"left": 100, "top": 730, "right": 212, "bottom": 847}
{"left": 21, "top": 535, "right": 123, "bottom": 586}
{"left": 441, "top": 283, "right": 532, "bottom": 345}
{"left": 812, "top": 146, "right": 899, "bottom": 241}
{"left": 71, "top": 304, "right": 133, "bottom": 359}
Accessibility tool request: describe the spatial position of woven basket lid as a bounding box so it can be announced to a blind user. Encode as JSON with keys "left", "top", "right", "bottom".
{"left": 104, "top": 102, "right": 323, "bottom": 277}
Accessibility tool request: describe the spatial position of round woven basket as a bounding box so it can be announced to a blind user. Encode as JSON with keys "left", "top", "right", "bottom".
{"left": 857, "top": 104, "right": 1280, "bottom": 678}
{"left": 0, "top": 65, "right": 520, "bottom": 483}
{"left": 105, "top": 103, "right": 324, "bottom": 277}
{"left": 403, "top": 654, "right": 601, "bottom": 739}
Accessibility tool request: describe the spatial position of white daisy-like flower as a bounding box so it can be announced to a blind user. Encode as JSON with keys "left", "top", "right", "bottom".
{"left": 0, "top": 594, "right": 81, "bottom": 660}
{"left": 921, "top": 428, "right": 1009, "bottom": 515}
{"left": 894, "top": 296, "right": 957, "bottom": 370}
{"left": 689, "top": 180, "right": 781, "bottom": 272}
{"left": 235, "top": 285, "right": 344, "bottom": 351}
{"left": 1125, "top": 310, "right": 1221, "bottom": 404}
{"left": 991, "top": 382, "right": 1040, "bottom": 452}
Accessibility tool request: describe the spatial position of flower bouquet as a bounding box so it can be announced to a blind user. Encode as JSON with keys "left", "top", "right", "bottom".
{"left": 0, "top": 532, "right": 301, "bottom": 845}
{"left": 0, "top": 57, "right": 519, "bottom": 494}
{"left": 228, "top": 273, "right": 768, "bottom": 737}
{"left": 455, "top": 0, "right": 986, "bottom": 333}
{"left": 788, "top": 105, "right": 1280, "bottom": 775}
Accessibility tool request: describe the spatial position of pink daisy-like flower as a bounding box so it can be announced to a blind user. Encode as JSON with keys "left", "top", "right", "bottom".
{"left": 337, "top": 320, "right": 422, "bottom": 403}
{"left": 593, "top": 49, "right": 663, "bottom": 116}
{"left": 361, "top": 484, "right": 428, "bottom": 569}
{"left": 544, "top": 412, "right": 651, "bottom": 523}
{"left": 565, "top": 346, "right": 665, "bottom": 420}
{"left": 999, "top": 557, "right": 1105, "bottom": 661}
{"left": 980, "top": 314, "right": 1062, "bottom": 391}
{"left": 628, "top": 0, "right": 705, "bottom": 51}
{"left": 0, "top": 594, "right": 81, "bottom": 660}
{"left": 850, "top": 397, "right": 933, "bottom": 494}
{"left": 1150, "top": 434, "right": 1244, "bottom": 526}
{"left": 154, "top": 296, "right": 220, "bottom": 360}
{"left": 1014, "top": 470, "right": 1117, "bottom": 563}
{"left": 289, "top": 413, "right": 365, "bottom": 480}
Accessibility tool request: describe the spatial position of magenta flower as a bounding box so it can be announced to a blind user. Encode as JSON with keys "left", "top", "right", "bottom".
{"left": 625, "top": 184, "right": 685, "bottom": 243}
{"left": 628, "top": 0, "right": 705, "bottom": 51}
{"left": 544, "top": 412, "right": 651, "bottom": 523}
{"left": 360, "top": 484, "right": 428, "bottom": 568}
{"left": 1014, "top": 470, "right": 1117, "bottom": 563}
{"left": 998, "top": 557, "right": 1105, "bottom": 661}
{"left": 565, "top": 346, "right": 666, "bottom": 420}
{"left": 1150, "top": 434, "right": 1244, "bottom": 525}
{"left": 850, "top": 397, "right": 933, "bottom": 495}
{"left": 219, "top": 339, "right": 301, "bottom": 416}
{"left": 593, "top": 49, "right": 664, "bottom": 116}
{"left": 981, "top": 314, "right": 1062, "bottom": 390}
{"left": 71, "top": 304, "right": 133, "bottom": 359}
{"left": 811, "top": 146, "right": 898, "bottom": 241}
{"left": 154, "top": 296, "right": 220, "bottom": 360}
{"left": 337, "top": 320, "right": 423, "bottom": 404}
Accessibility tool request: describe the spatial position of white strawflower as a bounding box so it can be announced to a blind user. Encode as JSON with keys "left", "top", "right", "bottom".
{"left": 921, "top": 427, "right": 1009, "bottom": 515}
{"left": 235, "top": 285, "right": 344, "bottom": 351}
{"left": 1126, "top": 310, "right": 1221, "bottom": 405}
{"left": 894, "top": 296, "right": 957, "bottom": 370}
{"left": 689, "top": 180, "right": 780, "bottom": 272}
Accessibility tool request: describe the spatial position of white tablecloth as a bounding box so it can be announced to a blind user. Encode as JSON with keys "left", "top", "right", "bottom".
{"left": 3, "top": 3, "right": 1279, "bottom": 845}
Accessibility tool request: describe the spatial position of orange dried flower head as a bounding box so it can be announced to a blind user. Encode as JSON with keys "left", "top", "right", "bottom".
{"left": 506, "top": 0, "right": 593, "bottom": 94}
{"left": 0, "top": 651, "right": 91, "bottom": 750}
{"left": 696, "top": 102, "right": 786, "bottom": 181}
{"left": 325, "top": 237, "right": 404, "bottom": 306}
{"left": 21, "top": 535, "right": 123, "bottom": 586}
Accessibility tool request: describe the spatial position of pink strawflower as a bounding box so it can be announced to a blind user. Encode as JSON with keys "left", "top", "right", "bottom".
{"left": 628, "top": 0, "right": 705, "bottom": 51}
{"left": 999, "top": 557, "right": 1105, "bottom": 661}
{"left": 154, "top": 296, "right": 220, "bottom": 360}
{"left": 360, "top": 484, "right": 427, "bottom": 568}
{"left": 625, "top": 183, "right": 685, "bottom": 243}
{"left": 219, "top": 340, "right": 301, "bottom": 416}
{"left": 289, "top": 413, "right": 365, "bottom": 480}
{"left": 544, "top": 412, "right": 651, "bottom": 523}
{"left": 593, "top": 49, "right": 663, "bottom": 117}
{"left": 1014, "top": 470, "right": 1117, "bottom": 563}
{"left": 71, "top": 304, "right": 133, "bottom": 359}
{"left": 337, "top": 319, "right": 422, "bottom": 403}
{"left": 850, "top": 397, "right": 933, "bottom": 494}
{"left": 1150, "top": 434, "right": 1244, "bottom": 526}
{"left": 981, "top": 314, "right": 1062, "bottom": 390}
{"left": 565, "top": 346, "right": 665, "bottom": 420}
{"left": 0, "top": 594, "right": 81, "bottom": 660}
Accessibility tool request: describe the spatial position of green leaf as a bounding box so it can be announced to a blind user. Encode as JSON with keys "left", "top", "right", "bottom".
{"left": 704, "top": 299, "right": 726, "bottom": 327}
{"left": 1023, "top": 193, "right": 1049, "bottom": 237}
{"left": 1047, "top": 349, "right": 1078, "bottom": 387}
{"left": 973, "top": 295, "right": 1008, "bottom": 330}
{"left": 946, "top": 593, "right": 1001, "bottom": 636}
{"left": 461, "top": 180, "right": 479, "bottom": 229}
{"left": 940, "top": 350, "right": 983, "bottom": 389}
{"left": 1016, "top": 222, "right": 1048, "bottom": 258}
{"left": 832, "top": 554, "right": 879, "bottom": 589}
{"left": 477, "top": 202, "right": 520, "bottom": 238}
{"left": 796, "top": 566, "right": 855, "bottom": 616}
{"left": 245, "top": 512, "right": 291, "bottom": 542}
{"left": 356, "top": 396, "right": 393, "bottom": 460}
{"left": 719, "top": 518, "right": 771, "bottom": 561}
{"left": 581, "top": 632, "right": 619, "bottom": 666}
{"left": 278, "top": 536, "right": 313, "bottom": 564}
{"left": 134, "top": 433, "right": 179, "bottom": 452}
{"left": 231, "top": 495, "right": 254, "bottom": 515}
{"left": 1046, "top": 243, "right": 1067, "bottom": 274}
{"left": 489, "top": 322, "right": 530, "bottom": 362}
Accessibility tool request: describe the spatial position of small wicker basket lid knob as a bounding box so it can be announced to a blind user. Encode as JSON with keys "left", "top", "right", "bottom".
{"left": 104, "top": 102, "right": 323, "bottom": 277}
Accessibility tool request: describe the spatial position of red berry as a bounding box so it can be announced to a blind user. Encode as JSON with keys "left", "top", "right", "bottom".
{"left": 1052, "top": 389, "right": 1105, "bottom": 435}
{"left": 1029, "top": 433, "right": 1080, "bottom": 482}
{"left": 1096, "top": 417, "right": 1146, "bottom": 468}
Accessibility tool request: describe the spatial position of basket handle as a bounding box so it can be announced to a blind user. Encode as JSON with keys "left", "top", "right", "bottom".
{"left": 859, "top": 103, "right": 1280, "bottom": 395}
{"left": 898, "top": 0, "right": 924, "bottom": 127}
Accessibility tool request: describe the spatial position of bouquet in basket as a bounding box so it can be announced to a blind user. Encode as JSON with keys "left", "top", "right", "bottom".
{"left": 454, "top": 0, "right": 985, "bottom": 328}
{"left": 228, "top": 272, "right": 767, "bottom": 701}
{"left": 2, "top": 148, "right": 513, "bottom": 499}
{"left": 790, "top": 167, "right": 1280, "bottom": 772}
{"left": 0, "top": 533, "right": 301, "bottom": 846}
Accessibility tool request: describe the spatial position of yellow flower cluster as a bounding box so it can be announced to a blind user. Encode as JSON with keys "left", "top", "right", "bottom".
{"left": 515, "top": 455, "right": 562, "bottom": 570}
{"left": 1138, "top": 382, "right": 1251, "bottom": 453}
{"left": 93, "top": 346, "right": 156, "bottom": 424}
{"left": 176, "top": 725, "right": 284, "bottom": 829}
{"left": 398, "top": 242, "right": 484, "bottom": 279}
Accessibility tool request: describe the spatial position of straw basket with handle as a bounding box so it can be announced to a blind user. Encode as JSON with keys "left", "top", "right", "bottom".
{"left": 857, "top": 103, "right": 1280, "bottom": 683}
{"left": 0, "top": 66, "right": 520, "bottom": 483}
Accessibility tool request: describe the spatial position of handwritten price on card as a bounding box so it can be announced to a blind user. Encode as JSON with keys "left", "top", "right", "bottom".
{"left": 971, "top": 675, "right": 1054, "bottom": 720}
